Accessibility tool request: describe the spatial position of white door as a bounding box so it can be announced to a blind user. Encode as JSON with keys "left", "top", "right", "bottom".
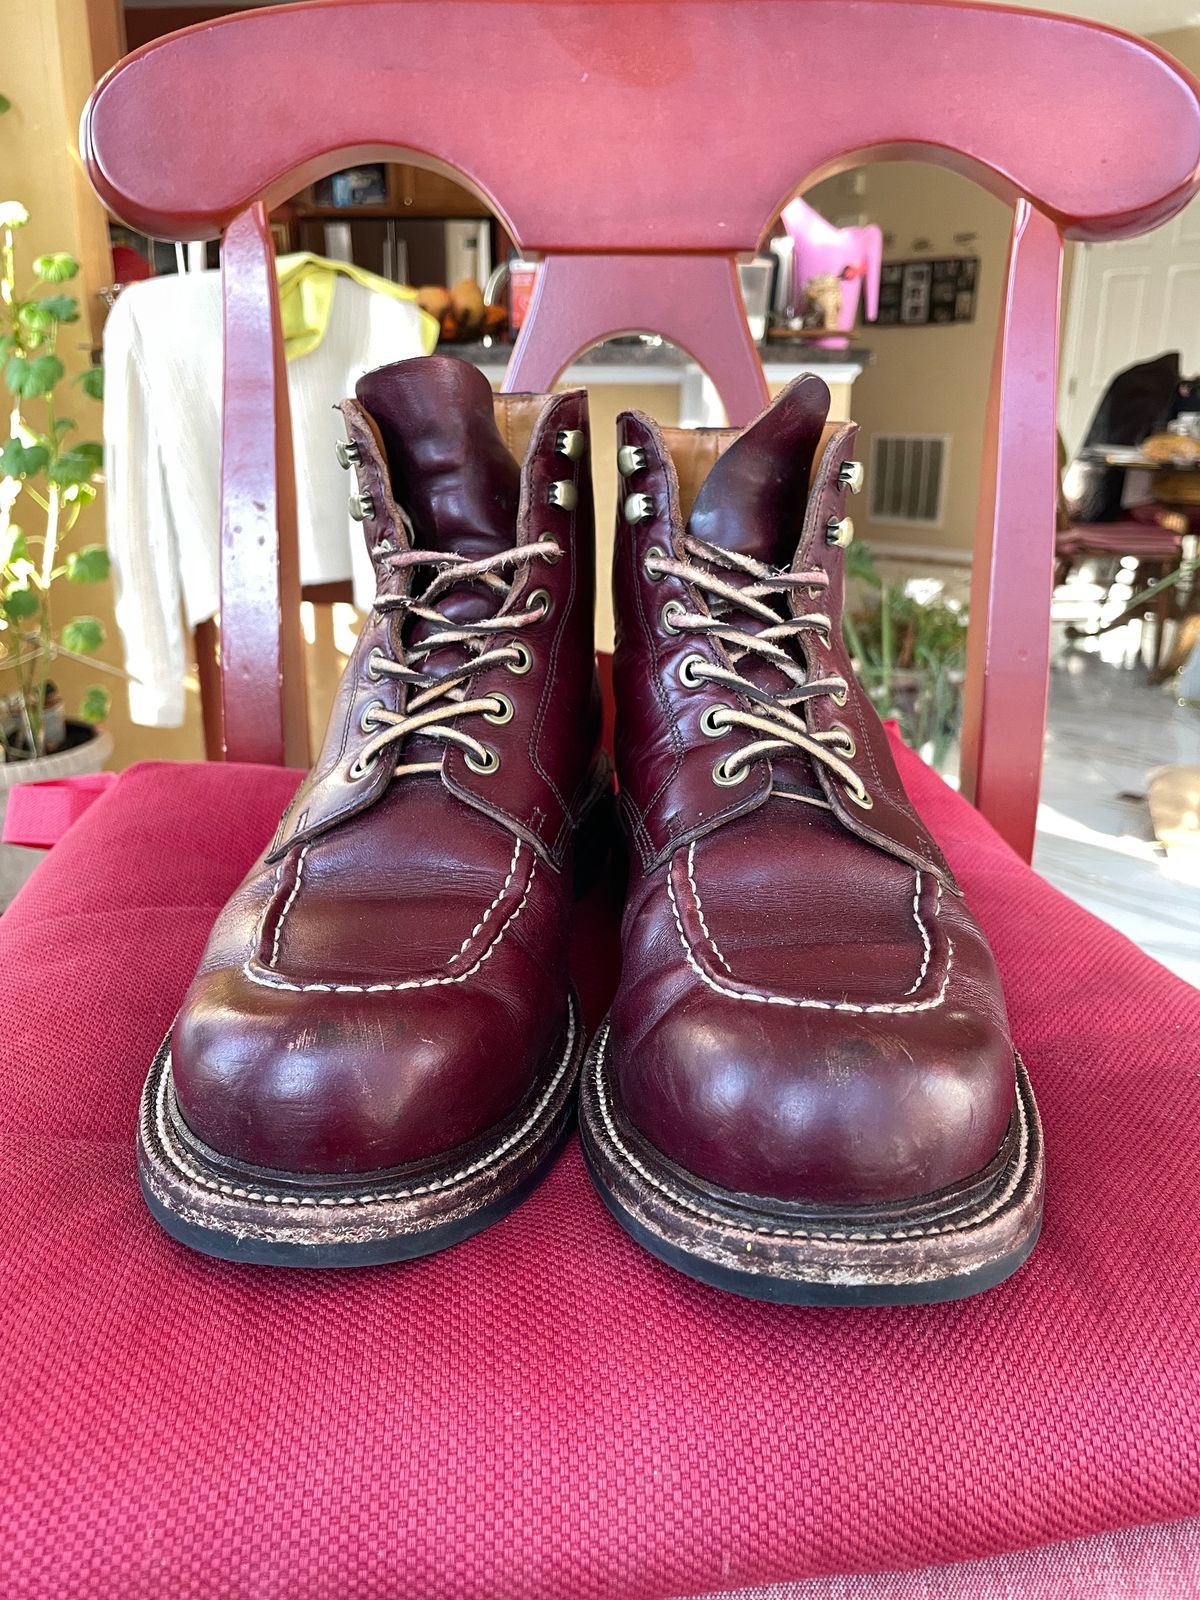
{"left": 1059, "top": 196, "right": 1200, "bottom": 455}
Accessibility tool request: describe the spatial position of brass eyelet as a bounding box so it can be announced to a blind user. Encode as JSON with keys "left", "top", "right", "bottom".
{"left": 366, "top": 646, "right": 387, "bottom": 681}
{"left": 831, "top": 682, "right": 849, "bottom": 708}
{"left": 360, "top": 699, "right": 385, "bottom": 734}
{"left": 554, "top": 428, "right": 586, "bottom": 461}
{"left": 546, "top": 480, "right": 578, "bottom": 512}
{"left": 465, "top": 746, "right": 501, "bottom": 775}
{"left": 661, "top": 599, "right": 685, "bottom": 634}
{"left": 712, "top": 757, "right": 750, "bottom": 787}
{"left": 644, "top": 544, "right": 666, "bottom": 581}
{"left": 699, "top": 705, "right": 730, "bottom": 738}
{"left": 506, "top": 641, "right": 534, "bottom": 675}
{"left": 528, "top": 587, "right": 552, "bottom": 621}
{"left": 678, "top": 653, "right": 707, "bottom": 689}
{"left": 830, "top": 722, "right": 856, "bottom": 759}
{"left": 484, "top": 693, "right": 514, "bottom": 725}
{"left": 538, "top": 535, "right": 562, "bottom": 564}
{"left": 845, "top": 782, "right": 874, "bottom": 810}
{"left": 348, "top": 750, "right": 379, "bottom": 781}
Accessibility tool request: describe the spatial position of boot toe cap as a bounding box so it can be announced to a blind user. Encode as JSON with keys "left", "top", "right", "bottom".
{"left": 171, "top": 967, "right": 551, "bottom": 1176}
{"left": 613, "top": 993, "right": 1016, "bottom": 1206}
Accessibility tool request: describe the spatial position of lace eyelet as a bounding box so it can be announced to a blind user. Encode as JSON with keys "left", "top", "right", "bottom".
{"left": 829, "top": 722, "right": 856, "bottom": 759}
{"left": 699, "top": 705, "right": 729, "bottom": 738}
{"left": 845, "top": 781, "right": 874, "bottom": 810}
{"left": 712, "top": 757, "right": 750, "bottom": 787}
{"left": 465, "top": 746, "right": 501, "bottom": 775}
{"left": 678, "top": 653, "right": 707, "bottom": 689}
{"left": 831, "top": 682, "right": 849, "bottom": 708}
{"left": 348, "top": 750, "right": 379, "bottom": 781}
{"left": 506, "top": 641, "right": 534, "bottom": 675}
{"left": 527, "top": 587, "right": 552, "bottom": 621}
{"left": 484, "top": 693, "right": 514, "bottom": 725}
{"left": 538, "top": 535, "right": 562, "bottom": 565}
{"left": 661, "top": 599, "right": 685, "bottom": 635}
{"left": 644, "top": 545, "right": 666, "bottom": 581}
{"left": 366, "top": 646, "right": 387, "bottom": 681}
{"left": 360, "top": 699, "right": 385, "bottom": 734}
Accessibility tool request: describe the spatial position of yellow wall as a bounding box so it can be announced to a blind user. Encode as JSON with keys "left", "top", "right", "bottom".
{"left": 0, "top": 0, "right": 204, "bottom": 766}
{"left": 804, "top": 165, "right": 1010, "bottom": 562}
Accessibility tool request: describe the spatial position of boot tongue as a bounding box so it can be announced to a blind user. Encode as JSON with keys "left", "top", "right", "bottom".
{"left": 687, "top": 373, "right": 830, "bottom": 567}
{"left": 355, "top": 355, "right": 520, "bottom": 557}
{"left": 685, "top": 374, "right": 832, "bottom": 801}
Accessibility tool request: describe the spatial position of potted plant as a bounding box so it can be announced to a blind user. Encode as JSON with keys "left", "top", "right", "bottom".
{"left": 842, "top": 541, "right": 968, "bottom": 775}
{"left": 0, "top": 191, "right": 113, "bottom": 899}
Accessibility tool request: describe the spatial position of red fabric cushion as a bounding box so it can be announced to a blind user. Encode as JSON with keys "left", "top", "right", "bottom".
{"left": 3, "top": 747, "right": 1199, "bottom": 1598}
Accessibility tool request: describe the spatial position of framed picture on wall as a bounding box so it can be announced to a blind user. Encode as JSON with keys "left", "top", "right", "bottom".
{"left": 875, "top": 257, "right": 980, "bottom": 326}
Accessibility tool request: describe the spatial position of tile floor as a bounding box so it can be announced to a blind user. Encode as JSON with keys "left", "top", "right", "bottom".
{"left": 1035, "top": 651, "right": 1200, "bottom": 986}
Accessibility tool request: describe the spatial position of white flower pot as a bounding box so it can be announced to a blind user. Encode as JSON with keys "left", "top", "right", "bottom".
{"left": 0, "top": 724, "right": 114, "bottom": 908}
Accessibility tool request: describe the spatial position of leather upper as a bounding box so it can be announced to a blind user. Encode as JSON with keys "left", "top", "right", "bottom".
{"left": 172, "top": 356, "right": 598, "bottom": 1175}
{"left": 607, "top": 376, "right": 1015, "bottom": 1206}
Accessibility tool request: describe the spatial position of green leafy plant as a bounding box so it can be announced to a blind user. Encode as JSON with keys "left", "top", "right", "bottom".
{"left": 841, "top": 541, "right": 968, "bottom": 772}
{"left": 0, "top": 188, "right": 111, "bottom": 761}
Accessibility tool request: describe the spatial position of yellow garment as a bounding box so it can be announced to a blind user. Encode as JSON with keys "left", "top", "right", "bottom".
{"left": 275, "top": 253, "right": 439, "bottom": 361}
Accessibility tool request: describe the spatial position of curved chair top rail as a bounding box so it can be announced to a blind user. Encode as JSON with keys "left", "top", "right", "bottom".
{"left": 83, "top": 0, "right": 1200, "bottom": 251}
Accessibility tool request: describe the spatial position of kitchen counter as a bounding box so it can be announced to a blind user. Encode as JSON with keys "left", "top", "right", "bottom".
{"left": 449, "top": 337, "right": 871, "bottom": 647}
{"left": 445, "top": 338, "right": 869, "bottom": 412}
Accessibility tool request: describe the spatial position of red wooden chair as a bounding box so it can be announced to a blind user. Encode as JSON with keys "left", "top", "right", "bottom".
{"left": 5, "top": 5, "right": 1200, "bottom": 1595}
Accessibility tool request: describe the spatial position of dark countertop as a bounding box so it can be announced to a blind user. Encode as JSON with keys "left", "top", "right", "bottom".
{"left": 443, "top": 338, "right": 872, "bottom": 371}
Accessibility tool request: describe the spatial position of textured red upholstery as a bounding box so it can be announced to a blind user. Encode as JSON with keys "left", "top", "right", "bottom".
{"left": 3, "top": 743, "right": 1200, "bottom": 1598}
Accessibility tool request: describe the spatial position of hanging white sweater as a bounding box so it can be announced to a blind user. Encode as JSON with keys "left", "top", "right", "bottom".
{"left": 103, "top": 272, "right": 431, "bottom": 727}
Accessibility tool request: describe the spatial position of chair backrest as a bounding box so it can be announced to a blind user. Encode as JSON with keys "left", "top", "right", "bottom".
{"left": 81, "top": 0, "right": 1200, "bottom": 860}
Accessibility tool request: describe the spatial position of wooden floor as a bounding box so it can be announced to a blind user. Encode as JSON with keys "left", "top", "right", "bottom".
{"left": 1034, "top": 652, "right": 1200, "bottom": 987}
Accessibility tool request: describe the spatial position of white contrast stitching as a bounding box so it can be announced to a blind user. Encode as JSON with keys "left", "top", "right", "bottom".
{"left": 243, "top": 849, "right": 535, "bottom": 993}
{"left": 668, "top": 855, "right": 953, "bottom": 1013}
{"left": 454, "top": 838, "right": 522, "bottom": 959}
{"left": 685, "top": 842, "right": 733, "bottom": 973}
{"left": 589, "top": 1025, "right": 1030, "bottom": 1242}
{"left": 903, "top": 874, "right": 941, "bottom": 995}
{"left": 269, "top": 845, "right": 309, "bottom": 968}
{"left": 151, "top": 1003, "right": 577, "bottom": 1209}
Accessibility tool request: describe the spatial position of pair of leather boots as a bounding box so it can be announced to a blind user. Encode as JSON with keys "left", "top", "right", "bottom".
{"left": 139, "top": 356, "right": 1044, "bottom": 1305}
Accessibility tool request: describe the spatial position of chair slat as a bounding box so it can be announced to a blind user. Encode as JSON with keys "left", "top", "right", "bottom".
{"left": 960, "top": 203, "right": 1063, "bottom": 859}
{"left": 219, "top": 205, "right": 308, "bottom": 768}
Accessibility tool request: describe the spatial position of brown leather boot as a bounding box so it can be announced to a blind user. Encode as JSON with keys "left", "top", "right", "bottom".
{"left": 580, "top": 377, "right": 1044, "bottom": 1305}
{"left": 139, "top": 356, "right": 604, "bottom": 1266}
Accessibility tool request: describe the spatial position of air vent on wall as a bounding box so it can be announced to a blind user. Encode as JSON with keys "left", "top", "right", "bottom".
{"left": 868, "top": 434, "right": 949, "bottom": 528}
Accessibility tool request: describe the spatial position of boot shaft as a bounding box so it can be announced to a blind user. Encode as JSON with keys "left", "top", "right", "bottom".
{"left": 270, "top": 356, "right": 601, "bottom": 868}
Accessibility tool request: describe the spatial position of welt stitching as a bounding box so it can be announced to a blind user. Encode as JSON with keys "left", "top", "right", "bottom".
{"left": 244, "top": 852, "right": 534, "bottom": 993}
{"left": 589, "top": 1024, "right": 1029, "bottom": 1243}
{"left": 668, "top": 854, "right": 952, "bottom": 1013}
{"left": 152, "top": 1004, "right": 577, "bottom": 1209}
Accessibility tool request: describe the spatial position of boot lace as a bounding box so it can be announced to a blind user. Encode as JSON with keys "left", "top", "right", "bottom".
{"left": 349, "top": 535, "right": 559, "bottom": 781}
{"left": 646, "top": 535, "right": 872, "bottom": 808}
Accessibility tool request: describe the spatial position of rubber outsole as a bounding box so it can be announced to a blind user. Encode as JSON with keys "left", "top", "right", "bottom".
{"left": 579, "top": 1020, "right": 1045, "bottom": 1307}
